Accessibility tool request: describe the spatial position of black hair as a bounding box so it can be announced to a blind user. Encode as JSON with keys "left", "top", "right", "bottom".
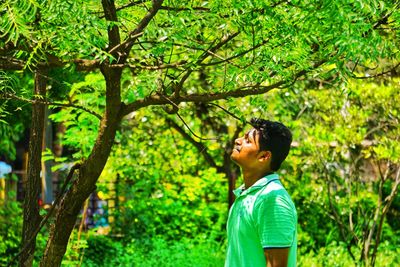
{"left": 250, "top": 118, "right": 292, "bottom": 171}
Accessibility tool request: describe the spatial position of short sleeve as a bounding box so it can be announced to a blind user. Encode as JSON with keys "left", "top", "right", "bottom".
{"left": 254, "top": 189, "right": 297, "bottom": 248}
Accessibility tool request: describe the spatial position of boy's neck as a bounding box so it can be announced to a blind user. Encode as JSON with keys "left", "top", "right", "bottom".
{"left": 242, "top": 168, "right": 273, "bottom": 189}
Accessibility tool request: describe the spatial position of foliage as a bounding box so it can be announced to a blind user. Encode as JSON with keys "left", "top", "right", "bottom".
{"left": 48, "top": 73, "right": 105, "bottom": 159}
{"left": 97, "top": 108, "right": 228, "bottom": 241}
{"left": 0, "top": 197, "right": 23, "bottom": 266}
{"left": 32, "top": 73, "right": 400, "bottom": 266}
{"left": 279, "top": 77, "right": 400, "bottom": 264}
{"left": 1, "top": 0, "right": 400, "bottom": 265}
{"left": 76, "top": 234, "right": 399, "bottom": 267}
{"left": 58, "top": 229, "right": 89, "bottom": 267}
{"left": 0, "top": 118, "right": 27, "bottom": 161}
{"left": 81, "top": 235, "right": 225, "bottom": 267}
{"left": 0, "top": 72, "right": 32, "bottom": 160}
{"left": 298, "top": 240, "right": 400, "bottom": 267}
{"left": 0, "top": 0, "right": 38, "bottom": 45}
{"left": 0, "top": 196, "right": 49, "bottom": 266}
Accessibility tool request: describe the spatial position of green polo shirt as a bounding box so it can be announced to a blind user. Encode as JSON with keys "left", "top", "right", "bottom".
{"left": 225, "top": 173, "right": 297, "bottom": 267}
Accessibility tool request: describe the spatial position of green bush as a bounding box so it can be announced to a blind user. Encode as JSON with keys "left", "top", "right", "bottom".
{"left": 111, "top": 167, "right": 228, "bottom": 243}
{"left": 81, "top": 235, "right": 225, "bottom": 267}
{"left": 81, "top": 234, "right": 119, "bottom": 266}
{"left": 0, "top": 199, "right": 23, "bottom": 266}
{"left": 298, "top": 241, "right": 400, "bottom": 267}
{"left": 0, "top": 196, "right": 48, "bottom": 267}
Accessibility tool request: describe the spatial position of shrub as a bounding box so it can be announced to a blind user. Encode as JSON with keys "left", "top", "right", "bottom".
{"left": 0, "top": 199, "right": 23, "bottom": 266}
{"left": 81, "top": 235, "right": 225, "bottom": 267}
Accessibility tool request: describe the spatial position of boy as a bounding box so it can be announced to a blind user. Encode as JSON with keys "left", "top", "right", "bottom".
{"left": 225, "top": 118, "right": 297, "bottom": 267}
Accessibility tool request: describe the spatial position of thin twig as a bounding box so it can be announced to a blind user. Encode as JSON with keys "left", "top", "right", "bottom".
{"left": 159, "top": 6, "right": 210, "bottom": 12}
{"left": 0, "top": 92, "right": 102, "bottom": 120}
{"left": 110, "top": 0, "right": 164, "bottom": 56}
{"left": 163, "top": 41, "right": 175, "bottom": 88}
{"left": 157, "top": 93, "right": 217, "bottom": 140}
{"left": 165, "top": 115, "right": 219, "bottom": 168}
{"left": 110, "top": 60, "right": 187, "bottom": 70}
{"left": 207, "top": 103, "right": 249, "bottom": 124}
{"left": 352, "top": 62, "right": 400, "bottom": 79}
{"left": 107, "top": 32, "right": 144, "bottom": 55}
{"left": 175, "top": 112, "right": 217, "bottom": 141}
{"left": 97, "top": 0, "right": 150, "bottom": 18}
{"left": 200, "top": 38, "right": 270, "bottom": 67}
{"left": 373, "top": 1, "right": 400, "bottom": 29}
{"left": 121, "top": 60, "right": 326, "bottom": 116}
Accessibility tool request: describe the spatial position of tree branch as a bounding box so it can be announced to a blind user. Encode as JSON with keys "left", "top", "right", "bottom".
{"left": 121, "top": 82, "right": 281, "bottom": 116}
{"left": 165, "top": 116, "right": 220, "bottom": 169}
{"left": 208, "top": 103, "right": 247, "bottom": 124}
{"left": 0, "top": 56, "right": 100, "bottom": 71}
{"left": 98, "top": 0, "right": 150, "bottom": 18}
{"left": 155, "top": 93, "right": 217, "bottom": 140}
{"left": 200, "top": 38, "right": 271, "bottom": 67}
{"left": 0, "top": 56, "right": 26, "bottom": 70}
{"left": 0, "top": 92, "right": 102, "bottom": 119}
{"left": 363, "top": 161, "right": 388, "bottom": 263}
{"left": 198, "top": 32, "right": 241, "bottom": 61}
{"left": 159, "top": 6, "right": 210, "bottom": 12}
{"left": 102, "top": 0, "right": 121, "bottom": 51}
{"left": 44, "top": 55, "right": 101, "bottom": 72}
{"left": 373, "top": 2, "right": 400, "bottom": 30}
{"left": 175, "top": 112, "right": 217, "bottom": 141}
{"left": 321, "top": 157, "right": 357, "bottom": 261}
{"left": 7, "top": 163, "right": 81, "bottom": 267}
{"left": 121, "top": 61, "right": 325, "bottom": 116}
{"left": 72, "top": 59, "right": 101, "bottom": 71}
{"left": 110, "top": 0, "right": 290, "bottom": 15}
{"left": 132, "top": 40, "right": 209, "bottom": 52}
{"left": 171, "top": 31, "right": 241, "bottom": 97}
{"left": 110, "top": 60, "right": 187, "bottom": 70}
{"left": 109, "top": 0, "right": 164, "bottom": 57}
{"left": 371, "top": 165, "right": 400, "bottom": 266}
{"left": 158, "top": 1, "right": 289, "bottom": 14}
{"left": 352, "top": 62, "right": 400, "bottom": 79}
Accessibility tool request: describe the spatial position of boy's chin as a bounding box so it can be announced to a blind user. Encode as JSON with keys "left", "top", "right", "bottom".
{"left": 230, "top": 154, "right": 240, "bottom": 164}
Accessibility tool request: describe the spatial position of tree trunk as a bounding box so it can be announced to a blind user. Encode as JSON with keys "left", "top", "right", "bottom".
{"left": 19, "top": 70, "right": 47, "bottom": 267}
{"left": 40, "top": 67, "right": 122, "bottom": 267}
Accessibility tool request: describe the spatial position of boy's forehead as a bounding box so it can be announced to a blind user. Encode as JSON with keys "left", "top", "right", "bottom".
{"left": 248, "top": 128, "right": 258, "bottom": 134}
{"left": 247, "top": 128, "right": 260, "bottom": 140}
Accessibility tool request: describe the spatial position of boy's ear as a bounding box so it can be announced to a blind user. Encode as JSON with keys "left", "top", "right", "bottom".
{"left": 258, "top": 151, "right": 272, "bottom": 162}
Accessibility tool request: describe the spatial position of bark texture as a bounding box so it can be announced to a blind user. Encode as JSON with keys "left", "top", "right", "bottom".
{"left": 19, "top": 70, "right": 46, "bottom": 267}
{"left": 39, "top": 67, "right": 122, "bottom": 267}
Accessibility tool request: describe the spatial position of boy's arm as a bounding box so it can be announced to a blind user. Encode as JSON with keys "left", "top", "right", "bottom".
{"left": 264, "top": 248, "right": 289, "bottom": 267}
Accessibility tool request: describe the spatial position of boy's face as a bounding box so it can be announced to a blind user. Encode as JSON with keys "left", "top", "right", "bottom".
{"left": 231, "top": 128, "right": 265, "bottom": 169}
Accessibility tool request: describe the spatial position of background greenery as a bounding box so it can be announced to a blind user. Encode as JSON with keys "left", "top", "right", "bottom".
{"left": 1, "top": 0, "right": 399, "bottom": 266}
{"left": 2, "top": 77, "right": 399, "bottom": 266}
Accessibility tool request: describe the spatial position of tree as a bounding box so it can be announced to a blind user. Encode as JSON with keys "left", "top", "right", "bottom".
{"left": 1, "top": 0, "right": 399, "bottom": 266}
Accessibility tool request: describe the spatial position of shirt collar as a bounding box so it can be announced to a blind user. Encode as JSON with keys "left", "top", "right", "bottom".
{"left": 233, "top": 173, "right": 279, "bottom": 197}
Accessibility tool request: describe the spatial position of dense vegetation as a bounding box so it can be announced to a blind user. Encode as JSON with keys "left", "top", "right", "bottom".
{"left": 2, "top": 77, "right": 399, "bottom": 266}
{"left": 0, "top": 0, "right": 399, "bottom": 266}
